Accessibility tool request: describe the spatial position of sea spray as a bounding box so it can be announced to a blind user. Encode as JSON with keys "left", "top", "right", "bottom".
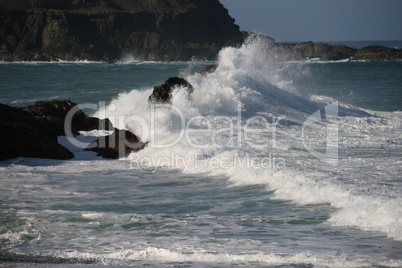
{"left": 1, "top": 55, "right": 402, "bottom": 267}
{"left": 91, "top": 36, "right": 402, "bottom": 242}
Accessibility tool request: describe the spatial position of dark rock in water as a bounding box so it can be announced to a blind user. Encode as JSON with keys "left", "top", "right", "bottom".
{"left": 272, "top": 41, "right": 357, "bottom": 61}
{"left": 0, "top": 99, "right": 134, "bottom": 161}
{"left": 22, "top": 100, "right": 113, "bottom": 136}
{"left": 321, "top": 44, "right": 358, "bottom": 61}
{"left": 0, "top": 0, "right": 243, "bottom": 62}
{"left": 200, "top": 65, "right": 218, "bottom": 75}
{"left": 22, "top": 100, "right": 84, "bottom": 137}
{"left": 80, "top": 117, "right": 114, "bottom": 133}
{"left": 353, "top": 46, "right": 402, "bottom": 61}
{"left": 0, "top": 103, "right": 74, "bottom": 160}
{"left": 149, "top": 77, "right": 193, "bottom": 103}
{"left": 247, "top": 33, "right": 401, "bottom": 62}
{"left": 85, "top": 129, "right": 148, "bottom": 159}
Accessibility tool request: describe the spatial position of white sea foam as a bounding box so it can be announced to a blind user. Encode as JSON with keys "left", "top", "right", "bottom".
{"left": 0, "top": 59, "right": 105, "bottom": 65}
{"left": 56, "top": 247, "right": 402, "bottom": 267}
{"left": 89, "top": 36, "right": 402, "bottom": 242}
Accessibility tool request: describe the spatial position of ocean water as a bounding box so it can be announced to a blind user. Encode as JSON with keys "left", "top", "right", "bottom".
{"left": 1, "top": 38, "right": 402, "bottom": 267}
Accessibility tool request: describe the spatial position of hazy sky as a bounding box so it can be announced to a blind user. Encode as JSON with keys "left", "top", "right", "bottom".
{"left": 219, "top": 0, "right": 402, "bottom": 42}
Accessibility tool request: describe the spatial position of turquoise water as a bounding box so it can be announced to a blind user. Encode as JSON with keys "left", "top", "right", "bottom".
{"left": 0, "top": 61, "right": 201, "bottom": 107}
{"left": 291, "top": 61, "right": 402, "bottom": 112}
{"left": 1, "top": 40, "right": 402, "bottom": 267}
{"left": 1, "top": 60, "right": 401, "bottom": 112}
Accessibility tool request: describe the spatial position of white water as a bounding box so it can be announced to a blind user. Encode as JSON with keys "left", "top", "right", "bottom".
{"left": 1, "top": 37, "right": 402, "bottom": 267}
{"left": 92, "top": 37, "right": 402, "bottom": 243}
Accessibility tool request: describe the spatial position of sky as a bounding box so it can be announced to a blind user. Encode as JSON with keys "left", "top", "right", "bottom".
{"left": 219, "top": 0, "right": 402, "bottom": 42}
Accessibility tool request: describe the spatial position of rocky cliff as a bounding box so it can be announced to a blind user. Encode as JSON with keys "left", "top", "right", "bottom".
{"left": 0, "top": 0, "right": 243, "bottom": 62}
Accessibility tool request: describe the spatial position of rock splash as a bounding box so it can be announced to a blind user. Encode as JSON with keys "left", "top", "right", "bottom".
{"left": 85, "top": 129, "right": 148, "bottom": 159}
{"left": 149, "top": 77, "right": 193, "bottom": 103}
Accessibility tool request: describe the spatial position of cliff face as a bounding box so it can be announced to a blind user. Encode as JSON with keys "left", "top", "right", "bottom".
{"left": 0, "top": 0, "right": 243, "bottom": 62}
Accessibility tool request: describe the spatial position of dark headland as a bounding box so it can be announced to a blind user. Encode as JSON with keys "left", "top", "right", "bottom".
{"left": 1, "top": 0, "right": 401, "bottom": 62}
{"left": 0, "top": 0, "right": 243, "bottom": 62}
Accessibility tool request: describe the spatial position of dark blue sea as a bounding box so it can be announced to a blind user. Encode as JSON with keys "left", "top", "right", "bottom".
{"left": 1, "top": 39, "right": 402, "bottom": 267}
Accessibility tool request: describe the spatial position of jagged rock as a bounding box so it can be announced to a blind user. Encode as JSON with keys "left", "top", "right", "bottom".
{"left": 354, "top": 46, "right": 402, "bottom": 61}
{"left": 0, "top": 103, "right": 74, "bottom": 160}
{"left": 22, "top": 100, "right": 113, "bottom": 136}
{"left": 0, "top": 0, "right": 243, "bottom": 62}
{"left": 85, "top": 129, "right": 148, "bottom": 159}
{"left": 200, "top": 65, "right": 218, "bottom": 75}
{"left": 0, "top": 99, "right": 141, "bottom": 161}
{"left": 79, "top": 117, "right": 114, "bottom": 133}
{"left": 149, "top": 77, "right": 193, "bottom": 103}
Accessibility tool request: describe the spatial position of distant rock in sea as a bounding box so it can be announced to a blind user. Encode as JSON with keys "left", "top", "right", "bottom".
{"left": 274, "top": 41, "right": 358, "bottom": 61}
{"left": 242, "top": 32, "right": 402, "bottom": 62}
{"left": 353, "top": 45, "right": 402, "bottom": 61}
{"left": 0, "top": 0, "right": 243, "bottom": 62}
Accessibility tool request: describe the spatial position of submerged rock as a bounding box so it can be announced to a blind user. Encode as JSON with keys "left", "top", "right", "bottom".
{"left": 149, "top": 77, "right": 193, "bottom": 103}
{"left": 85, "top": 129, "right": 148, "bottom": 159}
